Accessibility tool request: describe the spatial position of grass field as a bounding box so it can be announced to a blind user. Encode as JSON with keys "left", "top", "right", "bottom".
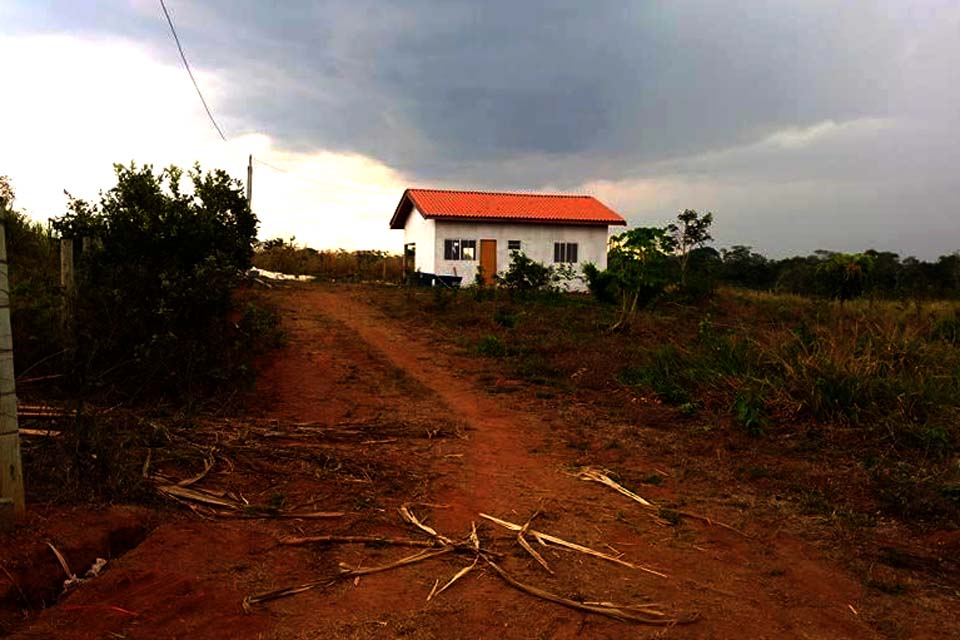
{"left": 371, "top": 285, "right": 960, "bottom": 529}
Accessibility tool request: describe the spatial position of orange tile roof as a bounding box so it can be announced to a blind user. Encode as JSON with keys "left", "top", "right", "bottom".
{"left": 389, "top": 188, "right": 627, "bottom": 229}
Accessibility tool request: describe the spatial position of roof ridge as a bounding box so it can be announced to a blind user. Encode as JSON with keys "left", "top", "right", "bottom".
{"left": 407, "top": 187, "right": 596, "bottom": 199}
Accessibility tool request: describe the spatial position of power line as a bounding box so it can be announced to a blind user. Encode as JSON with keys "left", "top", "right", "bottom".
{"left": 158, "top": 1, "right": 391, "bottom": 195}
{"left": 253, "top": 158, "right": 293, "bottom": 174}
{"left": 159, "top": 0, "right": 227, "bottom": 141}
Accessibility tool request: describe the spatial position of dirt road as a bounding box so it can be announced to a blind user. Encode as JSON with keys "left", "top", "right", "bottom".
{"left": 9, "top": 284, "right": 911, "bottom": 638}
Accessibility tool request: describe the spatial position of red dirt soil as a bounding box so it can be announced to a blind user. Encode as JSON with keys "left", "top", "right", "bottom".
{"left": 5, "top": 284, "right": 954, "bottom": 639}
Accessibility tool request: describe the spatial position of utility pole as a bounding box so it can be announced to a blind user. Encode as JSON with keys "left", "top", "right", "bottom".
{"left": 0, "top": 210, "right": 25, "bottom": 524}
{"left": 246, "top": 154, "right": 253, "bottom": 208}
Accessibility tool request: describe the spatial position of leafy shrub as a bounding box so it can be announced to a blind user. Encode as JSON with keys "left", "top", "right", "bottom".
{"left": 51, "top": 162, "right": 263, "bottom": 397}
{"left": 618, "top": 347, "right": 691, "bottom": 404}
{"left": 582, "top": 263, "right": 619, "bottom": 304}
{"left": 732, "top": 389, "right": 769, "bottom": 436}
{"left": 496, "top": 251, "right": 555, "bottom": 292}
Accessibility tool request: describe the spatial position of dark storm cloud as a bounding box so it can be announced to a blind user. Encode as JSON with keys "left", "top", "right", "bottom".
{"left": 7, "top": 1, "right": 959, "bottom": 257}
{"left": 7, "top": 1, "right": 902, "bottom": 181}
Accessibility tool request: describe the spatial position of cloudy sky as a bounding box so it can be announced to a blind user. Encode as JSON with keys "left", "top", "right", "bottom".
{"left": 1, "top": 1, "right": 957, "bottom": 257}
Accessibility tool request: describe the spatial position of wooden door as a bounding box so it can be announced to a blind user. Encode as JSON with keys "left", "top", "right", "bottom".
{"left": 479, "top": 239, "right": 497, "bottom": 285}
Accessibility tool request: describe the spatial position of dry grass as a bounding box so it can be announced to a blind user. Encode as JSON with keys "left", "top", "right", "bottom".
{"left": 369, "top": 284, "right": 960, "bottom": 528}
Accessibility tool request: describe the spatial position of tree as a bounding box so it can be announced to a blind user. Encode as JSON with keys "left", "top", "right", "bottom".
{"left": 720, "top": 245, "right": 775, "bottom": 289}
{"left": 603, "top": 226, "right": 678, "bottom": 330}
{"left": 863, "top": 249, "right": 901, "bottom": 298}
{"left": 816, "top": 253, "right": 874, "bottom": 306}
{"left": 667, "top": 209, "right": 714, "bottom": 289}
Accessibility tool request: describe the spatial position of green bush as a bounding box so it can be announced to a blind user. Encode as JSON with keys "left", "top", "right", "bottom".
{"left": 732, "top": 389, "right": 769, "bottom": 436}
{"left": 496, "top": 251, "right": 555, "bottom": 292}
{"left": 52, "top": 162, "right": 263, "bottom": 397}
{"left": 582, "top": 263, "right": 619, "bottom": 304}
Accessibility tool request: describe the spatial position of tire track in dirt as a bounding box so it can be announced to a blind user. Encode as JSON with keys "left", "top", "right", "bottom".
{"left": 310, "top": 287, "right": 876, "bottom": 639}
{"left": 311, "top": 289, "right": 561, "bottom": 532}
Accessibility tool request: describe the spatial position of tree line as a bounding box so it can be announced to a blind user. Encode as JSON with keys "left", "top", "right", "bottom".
{"left": 717, "top": 246, "right": 960, "bottom": 302}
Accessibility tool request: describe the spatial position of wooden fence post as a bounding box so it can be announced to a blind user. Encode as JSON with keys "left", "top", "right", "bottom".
{"left": 60, "top": 237, "right": 75, "bottom": 343}
{"left": 0, "top": 215, "right": 25, "bottom": 524}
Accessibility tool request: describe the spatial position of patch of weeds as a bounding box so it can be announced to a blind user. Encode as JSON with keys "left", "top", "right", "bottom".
{"left": 534, "top": 390, "right": 556, "bottom": 399}
{"left": 797, "top": 489, "right": 833, "bottom": 516}
{"left": 642, "top": 473, "right": 664, "bottom": 485}
{"left": 514, "top": 354, "right": 557, "bottom": 384}
{"left": 267, "top": 490, "right": 287, "bottom": 509}
{"left": 476, "top": 334, "right": 507, "bottom": 357}
{"left": 239, "top": 301, "right": 285, "bottom": 351}
{"left": 658, "top": 508, "right": 682, "bottom": 526}
{"left": 744, "top": 465, "right": 771, "bottom": 479}
{"left": 243, "top": 504, "right": 282, "bottom": 518}
{"left": 27, "top": 412, "right": 156, "bottom": 504}
{"left": 618, "top": 346, "right": 691, "bottom": 405}
{"left": 493, "top": 307, "right": 517, "bottom": 328}
{"left": 431, "top": 285, "right": 458, "bottom": 311}
{"left": 871, "top": 462, "right": 960, "bottom": 525}
{"left": 677, "top": 401, "right": 700, "bottom": 416}
{"left": 604, "top": 439, "right": 623, "bottom": 450}
{"left": 732, "top": 389, "right": 769, "bottom": 436}
{"left": 767, "top": 568, "right": 786, "bottom": 577}
{"left": 808, "top": 366, "right": 865, "bottom": 422}
{"left": 692, "top": 423, "right": 715, "bottom": 434}
{"left": 931, "top": 310, "right": 960, "bottom": 345}
{"left": 864, "top": 578, "right": 908, "bottom": 596}
{"left": 795, "top": 488, "right": 876, "bottom": 527}
{"left": 352, "top": 495, "right": 380, "bottom": 511}
{"left": 903, "top": 423, "right": 952, "bottom": 456}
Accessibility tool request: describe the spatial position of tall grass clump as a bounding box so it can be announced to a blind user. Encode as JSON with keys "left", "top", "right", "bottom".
{"left": 613, "top": 289, "right": 960, "bottom": 521}
{"left": 622, "top": 290, "right": 960, "bottom": 453}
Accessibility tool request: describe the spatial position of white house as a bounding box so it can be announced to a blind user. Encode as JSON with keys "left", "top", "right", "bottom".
{"left": 389, "top": 189, "right": 627, "bottom": 290}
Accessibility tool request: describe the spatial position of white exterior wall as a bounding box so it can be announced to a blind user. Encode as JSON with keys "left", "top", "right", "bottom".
{"left": 402, "top": 206, "right": 437, "bottom": 274}
{"left": 431, "top": 220, "right": 612, "bottom": 291}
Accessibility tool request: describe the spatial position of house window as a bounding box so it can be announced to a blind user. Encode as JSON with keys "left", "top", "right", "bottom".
{"left": 507, "top": 240, "right": 521, "bottom": 252}
{"left": 444, "top": 239, "right": 476, "bottom": 260}
{"left": 553, "top": 242, "right": 578, "bottom": 263}
{"left": 444, "top": 239, "right": 460, "bottom": 260}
